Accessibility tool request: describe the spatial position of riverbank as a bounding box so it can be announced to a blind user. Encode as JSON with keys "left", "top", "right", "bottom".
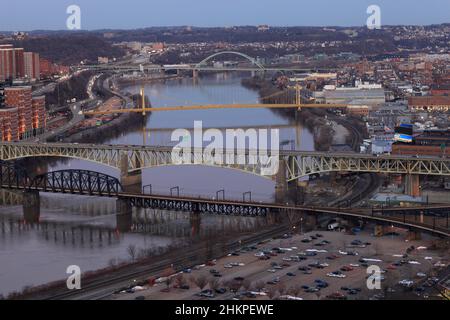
{"left": 242, "top": 77, "right": 366, "bottom": 151}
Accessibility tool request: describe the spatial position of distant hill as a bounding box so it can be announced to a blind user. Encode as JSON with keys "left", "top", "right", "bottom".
{"left": 5, "top": 34, "right": 125, "bottom": 65}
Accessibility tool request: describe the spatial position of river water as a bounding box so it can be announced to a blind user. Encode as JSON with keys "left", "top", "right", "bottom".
{"left": 0, "top": 73, "right": 314, "bottom": 296}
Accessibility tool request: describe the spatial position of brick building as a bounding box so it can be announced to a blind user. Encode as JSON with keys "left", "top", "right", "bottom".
{"left": 0, "top": 44, "right": 24, "bottom": 81}
{"left": 24, "top": 52, "right": 40, "bottom": 80}
{"left": 408, "top": 96, "right": 450, "bottom": 111}
{"left": 0, "top": 107, "right": 19, "bottom": 141}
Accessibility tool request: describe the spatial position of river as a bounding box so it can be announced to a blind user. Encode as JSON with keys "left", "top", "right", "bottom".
{"left": 0, "top": 72, "right": 314, "bottom": 296}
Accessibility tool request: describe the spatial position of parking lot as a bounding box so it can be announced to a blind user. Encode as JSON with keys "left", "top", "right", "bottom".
{"left": 112, "top": 228, "right": 449, "bottom": 300}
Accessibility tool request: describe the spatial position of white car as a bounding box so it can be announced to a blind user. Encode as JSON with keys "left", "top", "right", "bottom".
{"left": 350, "top": 264, "right": 360, "bottom": 267}
{"left": 399, "top": 280, "right": 414, "bottom": 287}
{"left": 327, "top": 272, "right": 346, "bottom": 278}
{"left": 417, "top": 272, "right": 427, "bottom": 277}
{"left": 267, "top": 269, "right": 277, "bottom": 273}
{"left": 224, "top": 264, "right": 233, "bottom": 268}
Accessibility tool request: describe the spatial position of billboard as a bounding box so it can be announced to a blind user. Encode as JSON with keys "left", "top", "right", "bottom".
{"left": 394, "top": 124, "right": 413, "bottom": 143}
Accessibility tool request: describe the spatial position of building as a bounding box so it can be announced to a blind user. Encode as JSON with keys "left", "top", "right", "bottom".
{"left": 24, "top": 52, "right": 40, "bottom": 80}
{"left": 0, "top": 44, "right": 24, "bottom": 82}
{"left": 322, "top": 82, "right": 386, "bottom": 106}
{"left": 392, "top": 129, "right": 450, "bottom": 157}
{"left": 408, "top": 96, "right": 450, "bottom": 112}
{"left": 0, "top": 107, "right": 19, "bottom": 141}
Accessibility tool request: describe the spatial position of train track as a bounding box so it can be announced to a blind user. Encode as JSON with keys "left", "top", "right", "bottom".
{"left": 42, "top": 225, "right": 290, "bottom": 300}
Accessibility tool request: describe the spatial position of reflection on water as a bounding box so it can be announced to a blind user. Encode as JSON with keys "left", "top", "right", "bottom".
{"left": 0, "top": 74, "right": 315, "bottom": 296}
{"left": 0, "top": 190, "right": 271, "bottom": 295}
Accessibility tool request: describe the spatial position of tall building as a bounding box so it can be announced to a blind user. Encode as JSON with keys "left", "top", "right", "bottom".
{"left": 31, "top": 95, "right": 46, "bottom": 131}
{"left": 0, "top": 107, "right": 19, "bottom": 141}
{"left": 0, "top": 44, "right": 24, "bottom": 81}
{"left": 4, "top": 86, "right": 33, "bottom": 139}
{"left": 24, "top": 52, "right": 40, "bottom": 80}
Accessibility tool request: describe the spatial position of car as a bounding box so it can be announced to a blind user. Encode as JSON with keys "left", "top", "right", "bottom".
{"left": 234, "top": 277, "right": 245, "bottom": 282}
{"left": 135, "top": 296, "right": 146, "bottom": 300}
{"left": 301, "top": 285, "right": 310, "bottom": 290}
{"left": 215, "top": 288, "right": 227, "bottom": 294}
{"left": 305, "top": 287, "right": 319, "bottom": 293}
{"left": 182, "top": 268, "right": 192, "bottom": 273}
{"left": 224, "top": 264, "right": 233, "bottom": 268}
{"left": 274, "top": 265, "right": 283, "bottom": 270}
{"left": 340, "top": 286, "right": 349, "bottom": 291}
{"left": 259, "top": 255, "right": 270, "bottom": 260}
{"left": 349, "top": 264, "right": 359, "bottom": 267}
{"left": 417, "top": 272, "right": 427, "bottom": 278}
{"left": 326, "top": 292, "right": 347, "bottom": 300}
{"left": 348, "top": 289, "right": 358, "bottom": 295}
{"left": 298, "top": 266, "right": 311, "bottom": 271}
{"left": 267, "top": 269, "right": 277, "bottom": 273}
{"left": 213, "top": 273, "right": 223, "bottom": 278}
{"left": 210, "top": 269, "right": 219, "bottom": 274}
{"left": 281, "top": 262, "right": 291, "bottom": 267}
{"left": 180, "top": 284, "right": 190, "bottom": 290}
{"left": 310, "top": 236, "right": 317, "bottom": 240}
{"left": 399, "top": 279, "right": 414, "bottom": 287}
{"left": 301, "top": 238, "right": 311, "bottom": 243}
{"left": 315, "top": 234, "right": 323, "bottom": 238}
{"left": 327, "top": 272, "right": 347, "bottom": 278}
{"left": 286, "top": 272, "right": 296, "bottom": 277}
{"left": 340, "top": 266, "right": 354, "bottom": 272}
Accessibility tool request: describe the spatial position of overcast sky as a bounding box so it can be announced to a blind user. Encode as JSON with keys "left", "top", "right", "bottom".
{"left": 1, "top": 0, "right": 449, "bottom": 31}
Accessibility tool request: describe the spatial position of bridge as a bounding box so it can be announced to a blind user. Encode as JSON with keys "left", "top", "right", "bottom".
{"left": 0, "top": 159, "right": 448, "bottom": 237}
{"left": 1, "top": 143, "right": 449, "bottom": 181}
{"left": 78, "top": 51, "right": 335, "bottom": 74}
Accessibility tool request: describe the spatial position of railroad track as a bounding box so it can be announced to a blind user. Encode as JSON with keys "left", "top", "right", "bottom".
{"left": 42, "top": 225, "right": 290, "bottom": 300}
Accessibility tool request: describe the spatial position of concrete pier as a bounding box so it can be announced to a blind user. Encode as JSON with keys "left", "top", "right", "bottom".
{"left": 116, "top": 198, "right": 133, "bottom": 232}
{"left": 22, "top": 190, "right": 40, "bottom": 224}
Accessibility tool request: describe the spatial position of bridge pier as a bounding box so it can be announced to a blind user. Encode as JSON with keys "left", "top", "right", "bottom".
{"left": 405, "top": 230, "right": 422, "bottom": 241}
{"left": 116, "top": 198, "right": 132, "bottom": 232}
{"left": 120, "top": 153, "right": 142, "bottom": 194}
{"left": 192, "top": 69, "right": 199, "bottom": 80}
{"left": 275, "top": 160, "right": 288, "bottom": 204}
{"left": 22, "top": 190, "right": 40, "bottom": 224}
{"left": 190, "top": 210, "right": 202, "bottom": 237}
{"left": 405, "top": 174, "right": 421, "bottom": 198}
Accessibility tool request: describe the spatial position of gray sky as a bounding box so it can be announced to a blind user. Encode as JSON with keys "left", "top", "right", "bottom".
{"left": 0, "top": 0, "right": 449, "bottom": 31}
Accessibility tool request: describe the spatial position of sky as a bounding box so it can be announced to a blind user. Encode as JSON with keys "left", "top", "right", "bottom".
{"left": 0, "top": 0, "right": 449, "bottom": 31}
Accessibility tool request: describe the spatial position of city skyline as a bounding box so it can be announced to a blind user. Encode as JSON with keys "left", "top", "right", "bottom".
{"left": 0, "top": 0, "right": 449, "bottom": 31}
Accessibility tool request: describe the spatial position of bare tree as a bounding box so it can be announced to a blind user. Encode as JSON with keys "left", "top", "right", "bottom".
{"left": 242, "top": 279, "right": 253, "bottom": 292}
{"left": 267, "top": 287, "right": 278, "bottom": 300}
{"left": 276, "top": 283, "right": 287, "bottom": 296}
{"left": 289, "top": 285, "right": 302, "bottom": 297}
{"left": 174, "top": 274, "right": 187, "bottom": 288}
{"left": 209, "top": 278, "right": 221, "bottom": 291}
{"left": 254, "top": 281, "right": 265, "bottom": 292}
{"left": 127, "top": 244, "right": 137, "bottom": 261}
{"left": 191, "top": 275, "right": 208, "bottom": 291}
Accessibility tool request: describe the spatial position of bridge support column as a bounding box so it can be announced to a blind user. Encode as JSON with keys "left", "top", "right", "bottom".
{"left": 405, "top": 174, "right": 421, "bottom": 197}
{"left": 116, "top": 198, "right": 132, "bottom": 232}
{"left": 120, "top": 153, "right": 142, "bottom": 194}
{"left": 405, "top": 230, "right": 422, "bottom": 241}
{"left": 22, "top": 190, "right": 40, "bottom": 224}
{"left": 374, "top": 224, "right": 389, "bottom": 237}
{"left": 190, "top": 210, "right": 201, "bottom": 237}
{"left": 192, "top": 69, "right": 199, "bottom": 80}
{"left": 275, "top": 160, "right": 288, "bottom": 204}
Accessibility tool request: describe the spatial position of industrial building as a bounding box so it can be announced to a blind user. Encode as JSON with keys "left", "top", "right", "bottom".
{"left": 392, "top": 129, "right": 450, "bottom": 157}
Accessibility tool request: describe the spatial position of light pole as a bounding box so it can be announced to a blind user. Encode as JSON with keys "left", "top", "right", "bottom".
{"left": 170, "top": 186, "right": 180, "bottom": 197}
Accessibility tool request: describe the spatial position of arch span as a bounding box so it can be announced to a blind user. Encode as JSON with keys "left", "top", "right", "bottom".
{"left": 195, "top": 51, "right": 265, "bottom": 70}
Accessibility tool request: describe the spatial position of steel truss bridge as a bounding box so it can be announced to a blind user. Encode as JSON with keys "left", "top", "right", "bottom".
{"left": 1, "top": 143, "right": 450, "bottom": 181}
{"left": 1, "top": 160, "right": 448, "bottom": 237}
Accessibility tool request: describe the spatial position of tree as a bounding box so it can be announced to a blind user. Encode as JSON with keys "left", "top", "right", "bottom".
{"left": 127, "top": 244, "right": 137, "bottom": 261}
{"left": 289, "top": 285, "right": 302, "bottom": 297}
{"left": 209, "top": 278, "right": 221, "bottom": 291}
{"left": 191, "top": 275, "right": 208, "bottom": 291}
{"left": 276, "top": 283, "right": 287, "bottom": 296}
{"left": 267, "top": 287, "right": 278, "bottom": 300}
{"left": 254, "top": 281, "right": 265, "bottom": 292}
{"left": 242, "top": 279, "right": 253, "bottom": 292}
